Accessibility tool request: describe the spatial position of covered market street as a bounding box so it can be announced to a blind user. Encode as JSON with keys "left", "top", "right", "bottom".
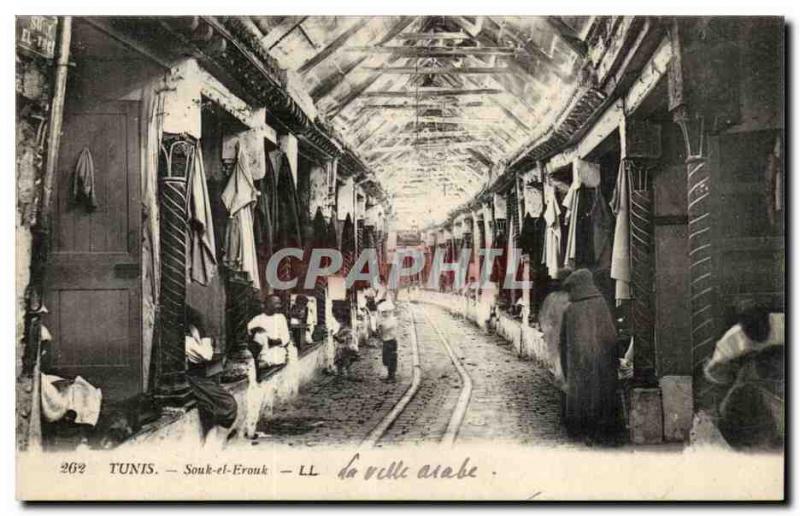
{"left": 16, "top": 15, "right": 783, "bottom": 453}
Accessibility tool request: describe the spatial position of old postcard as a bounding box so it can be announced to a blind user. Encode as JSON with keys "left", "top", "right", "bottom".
{"left": 14, "top": 14, "right": 785, "bottom": 501}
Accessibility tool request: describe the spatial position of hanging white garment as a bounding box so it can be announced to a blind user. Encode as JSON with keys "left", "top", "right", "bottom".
{"left": 187, "top": 144, "right": 217, "bottom": 285}
{"left": 523, "top": 183, "right": 544, "bottom": 218}
{"left": 542, "top": 184, "right": 562, "bottom": 279}
{"left": 610, "top": 161, "right": 632, "bottom": 304}
{"left": 221, "top": 143, "right": 261, "bottom": 290}
{"left": 562, "top": 181, "right": 581, "bottom": 269}
{"left": 41, "top": 374, "right": 103, "bottom": 427}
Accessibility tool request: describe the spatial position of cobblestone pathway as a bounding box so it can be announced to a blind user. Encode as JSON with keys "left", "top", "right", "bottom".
{"left": 423, "top": 304, "right": 567, "bottom": 445}
{"left": 376, "top": 306, "right": 462, "bottom": 447}
{"left": 252, "top": 302, "right": 566, "bottom": 447}
{"left": 256, "top": 304, "right": 415, "bottom": 447}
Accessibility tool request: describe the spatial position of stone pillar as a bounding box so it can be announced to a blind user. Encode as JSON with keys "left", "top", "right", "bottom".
{"left": 154, "top": 135, "right": 194, "bottom": 407}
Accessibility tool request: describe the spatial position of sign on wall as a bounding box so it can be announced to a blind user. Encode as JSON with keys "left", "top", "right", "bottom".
{"left": 16, "top": 16, "right": 58, "bottom": 59}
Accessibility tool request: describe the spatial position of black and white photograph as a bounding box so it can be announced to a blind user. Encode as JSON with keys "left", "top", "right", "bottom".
{"left": 12, "top": 9, "right": 786, "bottom": 501}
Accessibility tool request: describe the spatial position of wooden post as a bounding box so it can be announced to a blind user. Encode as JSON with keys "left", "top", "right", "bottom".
{"left": 667, "top": 17, "right": 741, "bottom": 408}
{"left": 19, "top": 16, "right": 71, "bottom": 451}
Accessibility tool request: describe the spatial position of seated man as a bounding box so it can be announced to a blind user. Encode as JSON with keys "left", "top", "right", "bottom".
{"left": 185, "top": 307, "right": 237, "bottom": 449}
{"left": 244, "top": 296, "right": 298, "bottom": 438}
{"left": 705, "top": 302, "right": 784, "bottom": 449}
{"left": 247, "top": 295, "right": 293, "bottom": 370}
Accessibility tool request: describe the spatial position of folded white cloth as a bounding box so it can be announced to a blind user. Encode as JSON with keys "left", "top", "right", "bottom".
{"left": 41, "top": 374, "right": 102, "bottom": 427}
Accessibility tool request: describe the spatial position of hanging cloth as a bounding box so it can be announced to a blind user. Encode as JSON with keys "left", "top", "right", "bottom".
{"left": 591, "top": 188, "right": 614, "bottom": 270}
{"left": 187, "top": 143, "right": 217, "bottom": 285}
{"left": 311, "top": 207, "right": 329, "bottom": 251}
{"left": 311, "top": 207, "right": 330, "bottom": 327}
{"left": 273, "top": 152, "right": 303, "bottom": 287}
{"left": 562, "top": 182, "right": 581, "bottom": 269}
{"left": 610, "top": 161, "right": 632, "bottom": 304}
{"left": 254, "top": 153, "right": 277, "bottom": 259}
{"left": 543, "top": 184, "right": 563, "bottom": 279}
{"left": 340, "top": 213, "right": 356, "bottom": 277}
{"left": 573, "top": 187, "right": 596, "bottom": 268}
{"left": 221, "top": 143, "right": 260, "bottom": 290}
{"left": 326, "top": 212, "right": 339, "bottom": 250}
{"left": 490, "top": 230, "right": 508, "bottom": 284}
{"left": 72, "top": 147, "right": 98, "bottom": 211}
{"left": 519, "top": 213, "right": 544, "bottom": 264}
{"left": 275, "top": 152, "right": 303, "bottom": 250}
{"left": 310, "top": 206, "right": 330, "bottom": 287}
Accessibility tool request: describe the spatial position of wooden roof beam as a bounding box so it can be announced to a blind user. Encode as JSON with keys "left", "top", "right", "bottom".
{"left": 297, "top": 18, "right": 371, "bottom": 74}
{"left": 360, "top": 66, "right": 514, "bottom": 74}
{"left": 359, "top": 88, "right": 503, "bottom": 98}
{"left": 544, "top": 16, "right": 589, "bottom": 58}
{"left": 342, "top": 46, "right": 517, "bottom": 57}
{"left": 356, "top": 101, "right": 488, "bottom": 110}
{"left": 484, "top": 17, "right": 571, "bottom": 81}
{"left": 467, "top": 148, "right": 496, "bottom": 168}
{"left": 261, "top": 16, "right": 308, "bottom": 50}
{"left": 325, "top": 64, "right": 398, "bottom": 119}
{"left": 392, "top": 32, "right": 471, "bottom": 41}
{"left": 310, "top": 16, "right": 417, "bottom": 100}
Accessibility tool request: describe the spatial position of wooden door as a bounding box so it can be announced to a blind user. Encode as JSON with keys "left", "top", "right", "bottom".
{"left": 44, "top": 100, "right": 142, "bottom": 402}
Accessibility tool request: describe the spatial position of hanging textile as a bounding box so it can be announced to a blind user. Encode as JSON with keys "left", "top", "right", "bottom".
{"left": 273, "top": 152, "right": 303, "bottom": 249}
{"left": 273, "top": 151, "right": 304, "bottom": 286}
{"left": 326, "top": 212, "right": 339, "bottom": 250}
{"left": 591, "top": 188, "right": 614, "bottom": 270}
{"left": 254, "top": 153, "right": 277, "bottom": 266}
{"left": 523, "top": 183, "right": 544, "bottom": 218}
{"left": 573, "top": 187, "right": 596, "bottom": 269}
{"left": 187, "top": 142, "right": 217, "bottom": 285}
{"left": 221, "top": 143, "right": 260, "bottom": 290}
{"left": 140, "top": 81, "right": 164, "bottom": 390}
{"left": 72, "top": 147, "right": 98, "bottom": 211}
{"left": 519, "top": 213, "right": 545, "bottom": 264}
{"left": 340, "top": 214, "right": 355, "bottom": 278}
{"left": 562, "top": 182, "right": 581, "bottom": 269}
{"left": 490, "top": 229, "right": 508, "bottom": 284}
{"left": 543, "top": 184, "right": 563, "bottom": 279}
{"left": 610, "top": 161, "right": 632, "bottom": 304}
{"left": 311, "top": 207, "right": 330, "bottom": 327}
{"left": 519, "top": 213, "right": 547, "bottom": 316}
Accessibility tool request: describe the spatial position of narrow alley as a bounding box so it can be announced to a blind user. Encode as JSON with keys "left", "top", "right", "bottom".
{"left": 254, "top": 302, "right": 565, "bottom": 448}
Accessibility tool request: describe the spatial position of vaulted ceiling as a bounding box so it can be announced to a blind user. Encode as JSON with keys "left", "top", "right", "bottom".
{"left": 245, "top": 15, "right": 592, "bottom": 228}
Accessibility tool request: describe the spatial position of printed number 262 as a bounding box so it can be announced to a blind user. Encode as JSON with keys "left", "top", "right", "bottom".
{"left": 60, "top": 462, "right": 86, "bottom": 474}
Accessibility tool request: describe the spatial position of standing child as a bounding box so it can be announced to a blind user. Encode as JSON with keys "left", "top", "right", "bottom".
{"left": 377, "top": 300, "right": 399, "bottom": 383}
{"left": 331, "top": 314, "right": 359, "bottom": 379}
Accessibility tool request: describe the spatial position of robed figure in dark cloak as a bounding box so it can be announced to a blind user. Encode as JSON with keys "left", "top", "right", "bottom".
{"left": 560, "top": 268, "right": 619, "bottom": 442}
